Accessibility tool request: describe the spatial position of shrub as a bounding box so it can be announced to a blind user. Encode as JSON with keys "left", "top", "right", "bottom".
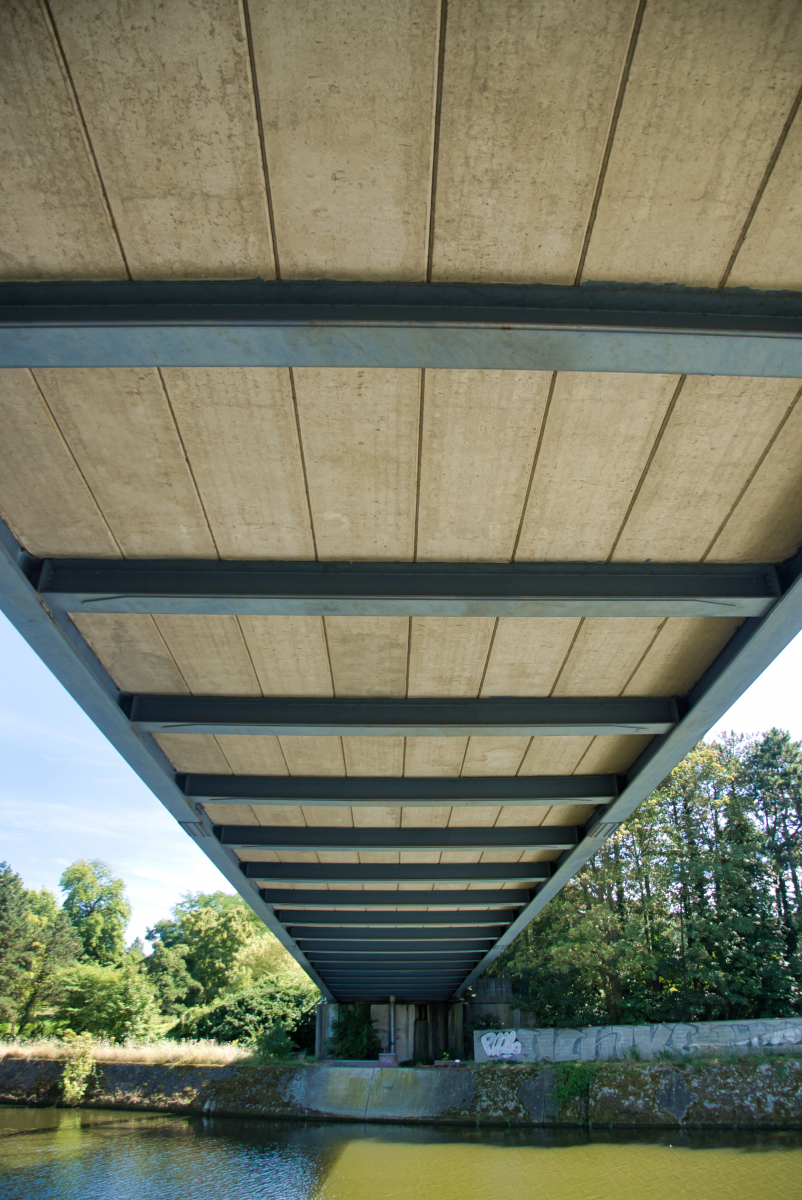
{"left": 327, "top": 1005, "right": 381, "bottom": 1060}
{"left": 54, "top": 962, "right": 160, "bottom": 1042}
{"left": 182, "top": 977, "right": 318, "bottom": 1053}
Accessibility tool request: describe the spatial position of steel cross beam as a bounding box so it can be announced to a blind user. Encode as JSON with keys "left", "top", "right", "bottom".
{"left": 218, "top": 825, "right": 578, "bottom": 852}
{"left": 3, "top": 280, "right": 802, "bottom": 376}
{"left": 127, "top": 695, "right": 675, "bottom": 737}
{"left": 36, "top": 558, "right": 778, "bottom": 619}
{"left": 260, "top": 890, "right": 531, "bottom": 908}
{"left": 250, "top": 864, "right": 549, "bottom": 884}
{"left": 276, "top": 910, "right": 520, "bottom": 926}
{"left": 187, "top": 772, "right": 616, "bottom": 805}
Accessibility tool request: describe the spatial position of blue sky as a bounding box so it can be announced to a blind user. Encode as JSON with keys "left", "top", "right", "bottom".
{"left": 2, "top": 610, "right": 801, "bottom": 944}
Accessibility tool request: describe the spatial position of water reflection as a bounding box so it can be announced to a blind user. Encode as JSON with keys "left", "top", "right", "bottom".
{"left": 0, "top": 1107, "right": 800, "bottom": 1200}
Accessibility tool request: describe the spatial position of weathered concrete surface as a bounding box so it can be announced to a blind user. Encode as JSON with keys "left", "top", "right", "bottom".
{"left": 475, "top": 1017, "right": 802, "bottom": 1063}
{"left": 2, "top": 1058, "right": 801, "bottom": 1129}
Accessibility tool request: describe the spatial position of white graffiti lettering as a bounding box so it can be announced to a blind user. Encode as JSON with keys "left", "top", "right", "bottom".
{"left": 480, "top": 1030, "right": 523, "bottom": 1058}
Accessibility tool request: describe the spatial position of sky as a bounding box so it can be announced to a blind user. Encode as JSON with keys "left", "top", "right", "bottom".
{"left": 1, "top": 609, "right": 802, "bottom": 945}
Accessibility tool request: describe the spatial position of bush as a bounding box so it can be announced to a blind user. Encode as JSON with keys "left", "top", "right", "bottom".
{"left": 54, "top": 962, "right": 160, "bottom": 1042}
{"left": 181, "top": 977, "right": 318, "bottom": 1052}
{"left": 327, "top": 1005, "right": 381, "bottom": 1060}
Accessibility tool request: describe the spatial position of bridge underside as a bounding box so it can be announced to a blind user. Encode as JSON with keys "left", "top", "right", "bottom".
{"left": 2, "top": 0, "right": 802, "bottom": 1004}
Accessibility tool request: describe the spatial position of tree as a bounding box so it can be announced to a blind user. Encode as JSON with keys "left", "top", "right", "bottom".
{"left": 15, "top": 887, "right": 80, "bottom": 1033}
{"left": 327, "top": 1005, "right": 381, "bottom": 1060}
{"left": 59, "top": 860, "right": 131, "bottom": 965}
{"left": 0, "top": 864, "right": 35, "bottom": 1031}
{"left": 147, "top": 891, "right": 263, "bottom": 1002}
{"left": 54, "top": 960, "right": 161, "bottom": 1041}
{"left": 488, "top": 736, "right": 802, "bottom": 1026}
{"left": 145, "top": 941, "right": 202, "bottom": 1015}
{"left": 185, "top": 976, "right": 319, "bottom": 1052}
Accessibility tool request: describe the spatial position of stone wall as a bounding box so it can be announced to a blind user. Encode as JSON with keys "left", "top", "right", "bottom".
{"left": 2, "top": 1057, "right": 802, "bottom": 1128}
{"left": 474, "top": 1017, "right": 802, "bottom": 1063}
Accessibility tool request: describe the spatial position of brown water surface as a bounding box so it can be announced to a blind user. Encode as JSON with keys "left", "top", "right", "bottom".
{"left": 0, "top": 1106, "right": 800, "bottom": 1200}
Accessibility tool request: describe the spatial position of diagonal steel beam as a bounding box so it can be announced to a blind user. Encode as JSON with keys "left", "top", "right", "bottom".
{"left": 190, "top": 772, "right": 616, "bottom": 805}
{"left": 3, "top": 279, "right": 802, "bottom": 376}
{"left": 128, "top": 695, "right": 675, "bottom": 737}
{"left": 219, "top": 825, "right": 577, "bottom": 851}
{"left": 37, "top": 558, "right": 778, "bottom": 619}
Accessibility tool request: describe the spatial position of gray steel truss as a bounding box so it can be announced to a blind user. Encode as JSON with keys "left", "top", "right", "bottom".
{"left": 3, "top": 279, "right": 802, "bottom": 376}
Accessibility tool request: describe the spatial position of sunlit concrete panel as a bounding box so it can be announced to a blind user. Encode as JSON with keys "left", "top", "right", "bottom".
{"left": 581, "top": 0, "right": 802, "bottom": 286}
{"left": 0, "top": 1, "right": 126, "bottom": 280}
{"left": 48, "top": 0, "right": 275, "bottom": 278}
{"left": 249, "top": 0, "right": 438, "bottom": 279}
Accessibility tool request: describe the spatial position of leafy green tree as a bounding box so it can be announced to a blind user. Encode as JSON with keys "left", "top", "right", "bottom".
{"left": 178, "top": 977, "right": 319, "bottom": 1052}
{"left": 16, "top": 887, "right": 80, "bottom": 1033}
{"left": 327, "top": 1005, "right": 381, "bottom": 1060}
{"left": 54, "top": 960, "right": 160, "bottom": 1041}
{"left": 0, "top": 864, "right": 35, "bottom": 1031}
{"left": 59, "top": 860, "right": 131, "bottom": 965}
{"left": 489, "top": 735, "right": 802, "bottom": 1026}
{"left": 147, "top": 891, "right": 262, "bottom": 1002}
{"left": 145, "top": 941, "right": 202, "bottom": 1015}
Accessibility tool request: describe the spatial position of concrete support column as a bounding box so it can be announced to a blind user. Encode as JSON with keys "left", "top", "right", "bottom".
{"left": 448, "top": 1001, "right": 464, "bottom": 1059}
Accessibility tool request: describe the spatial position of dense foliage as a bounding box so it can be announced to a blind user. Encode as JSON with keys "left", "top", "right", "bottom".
{"left": 490, "top": 731, "right": 802, "bottom": 1026}
{"left": 179, "top": 977, "right": 319, "bottom": 1053}
{"left": 59, "top": 859, "right": 131, "bottom": 965}
{"left": 327, "top": 1004, "right": 382, "bottom": 1060}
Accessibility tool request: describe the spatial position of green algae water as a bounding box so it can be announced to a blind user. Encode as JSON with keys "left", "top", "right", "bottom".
{"left": 0, "top": 1108, "right": 801, "bottom": 1200}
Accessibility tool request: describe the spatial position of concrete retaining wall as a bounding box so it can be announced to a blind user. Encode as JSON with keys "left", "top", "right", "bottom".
{"left": 2, "top": 1057, "right": 802, "bottom": 1128}
{"left": 474, "top": 1017, "right": 802, "bottom": 1063}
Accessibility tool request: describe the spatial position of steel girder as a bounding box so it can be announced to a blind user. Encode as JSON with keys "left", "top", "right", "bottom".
{"left": 217, "top": 825, "right": 577, "bottom": 852}
{"left": 126, "top": 694, "right": 676, "bottom": 737}
{"left": 3, "top": 279, "right": 802, "bottom": 376}
{"left": 184, "top": 771, "right": 616, "bottom": 805}
{"left": 36, "top": 558, "right": 778, "bottom": 619}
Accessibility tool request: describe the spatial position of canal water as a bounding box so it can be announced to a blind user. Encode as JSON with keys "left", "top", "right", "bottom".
{"left": 0, "top": 1108, "right": 800, "bottom": 1200}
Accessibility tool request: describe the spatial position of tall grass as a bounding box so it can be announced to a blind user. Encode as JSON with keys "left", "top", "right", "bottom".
{"left": 0, "top": 1038, "right": 254, "bottom": 1066}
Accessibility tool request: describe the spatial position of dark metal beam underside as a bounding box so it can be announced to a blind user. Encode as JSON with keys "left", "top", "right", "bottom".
{"left": 40, "top": 558, "right": 778, "bottom": 619}
{"left": 261, "top": 889, "right": 530, "bottom": 907}
{"left": 219, "top": 824, "right": 576, "bottom": 851}
{"left": 250, "top": 864, "right": 548, "bottom": 883}
{"left": 278, "top": 910, "right": 518, "bottom": 926}
{"left": 4, "top": 280, "right": 802, "bottom": 376}
{"left": 128, "top": 694, "right": 675, "bottom": 737}
{"left": 190, "top": 772, "right": 615, "bottom": 804}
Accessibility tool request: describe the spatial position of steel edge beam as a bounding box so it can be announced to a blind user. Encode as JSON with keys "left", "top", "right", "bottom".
{"left": 0, "top": 517, "right": 333, "bottom": 1001}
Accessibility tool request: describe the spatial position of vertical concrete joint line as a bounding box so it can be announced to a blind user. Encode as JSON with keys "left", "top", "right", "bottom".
{"left": 512, "top": 370, "right": 557, "bottom": 560}
{"left": 573, "top": 0, "right": 647, "bottom": 285}
{"left": 412, "top": 369, "right": 427, "bottom": 561}
{"left": 703, "top": 381, "right": 802, "bottom": 560}
{"left": 607, "top": 374, "right": 686, "bottom": 562}
{"left": 425, "top": 0, "right": 449, "bottom": 282}
{"left": 240, "top": 0, "right": 282, "bottom": 277}
{"left": 718, "top": 78, "right": 802, "bottom": 290}
{"left": 39, "top": 0, "right": 132, "bottom": 279}
{"left": 289, "top": 368, "right": 319, "bottom": 560}
{"left": 158, "top": 368, "right": 221, "bottom": 559}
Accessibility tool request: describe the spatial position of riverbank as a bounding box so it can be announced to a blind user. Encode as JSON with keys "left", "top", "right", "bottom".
{"left": 2, "top": 1056, "right": 801, "bottom": 1128}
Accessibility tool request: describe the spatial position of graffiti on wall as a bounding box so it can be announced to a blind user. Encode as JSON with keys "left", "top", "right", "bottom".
{"left": 473, "top": 1018, "right": 802, "bottom": 1063}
